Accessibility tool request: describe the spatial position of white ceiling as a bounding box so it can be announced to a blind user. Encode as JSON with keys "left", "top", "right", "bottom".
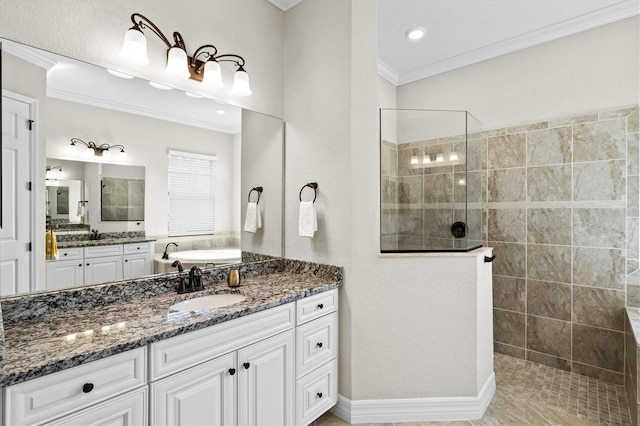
{"left": 378, "top": 0, "right": 639, "bottom": 85}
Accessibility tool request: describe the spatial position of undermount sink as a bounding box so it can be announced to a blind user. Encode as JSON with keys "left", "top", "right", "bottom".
{"left": 168, "top": 294, "right": 246, "bottom": 312}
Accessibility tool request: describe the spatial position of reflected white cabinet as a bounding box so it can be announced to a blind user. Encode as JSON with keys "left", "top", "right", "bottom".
{"left": 238, "top": 329, "right": 295, "bottom": 426}
{"left": 151, "top": 352, "right": 237, "bottom": 426}
{"left": 84, "top": 255, "right": 123, "bottom": 285}
{"left": 46, "top": 259, "right": 84, "bottom": 290}
{"left": 123, "top": 242, "right": 153, "bottom": 280}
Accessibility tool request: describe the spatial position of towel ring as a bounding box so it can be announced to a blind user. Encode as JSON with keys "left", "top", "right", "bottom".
{"left": 248, "top": 186, "right": 263, "bottom": 203}
{"left": 299, "top": 182, "right": 318, "bottom": 203}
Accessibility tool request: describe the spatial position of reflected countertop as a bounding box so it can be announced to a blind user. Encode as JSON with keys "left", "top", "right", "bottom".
{"left": 56, "top": 237, "right": 156, "bottom": 249}
{"left": 1, "top": 258, "right": 342, "bottom": 387}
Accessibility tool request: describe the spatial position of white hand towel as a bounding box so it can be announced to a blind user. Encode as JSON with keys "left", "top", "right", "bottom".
{"left": 298, "top": 201, "right": 317, "bottom": 238}
{"left": 244, "top": 202, "right": 261, "bottom": 233}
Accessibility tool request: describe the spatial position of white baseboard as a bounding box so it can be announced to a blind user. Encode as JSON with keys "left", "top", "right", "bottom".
{"left": 331, "top": 372, "right": 495, "bottom": 424}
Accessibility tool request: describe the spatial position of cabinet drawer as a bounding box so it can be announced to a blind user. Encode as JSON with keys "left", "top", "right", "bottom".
{"left": 42, "top": 387, "right": 147, "bottom": 426}
{"left": 150, "top": 302, "right": 295, "bottom": 380}
{"left": 54, "top": 247, "right": 83, "bottom": 261}
{"left": 296, "top": 289, "right": 338, "bottom": 325}
{"left": 123, "top": 242, "right": 150, "bottom": 254}
{"left": 296, "top": 359, "right": 337, "bottom": 426}
{"left": 6, "top": 347, "right": 146, "bottom": 426}
{"left": 296, "top": 312, "right": 337, "bottom": 378}
{"left": 84, "top": 244, "right": 123, "bottom": 258}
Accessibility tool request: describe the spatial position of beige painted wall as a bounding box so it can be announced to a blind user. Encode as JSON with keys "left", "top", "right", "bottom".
{"left": 397, "top": 16, "right": 640, "bottom": 129}
{"left": 46, "top": 98, "right": 237, "bottom": 238}
{"left": 0, "top": 0, "right": 284, "bottom": 118}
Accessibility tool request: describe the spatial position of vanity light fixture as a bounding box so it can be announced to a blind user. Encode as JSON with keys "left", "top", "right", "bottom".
{"left": 435, "top": 153, "right": 444, "bottom": 162}
{"left": 422, "top": 154, "right": 431, "bottom": 164}
{"left": 215, "top": 109, "right": 226, "bottom": 115}
{"left": 149, "top": 81, "right": 173, "bottom": 90}
{"left": 120, "top": 13, "right": 252, "bottom": 96}
{"left": 410, "top": 154, "right": 419, "bottom": 165}
{"left": 106, "top": 69, "right": 134, "bottom": 79}
{"left": 185, "top": 92, "right": 203, "bottom": 98}
{"left": 449, "top": 152, "right": 459, "bottom": 162}
{"left": 69, "top": 138, "right": 126, "bottom": 157}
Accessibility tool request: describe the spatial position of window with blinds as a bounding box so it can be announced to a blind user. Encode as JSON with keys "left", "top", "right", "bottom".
{"left": 168, "top": 150, "right": 216, "bottom": 236}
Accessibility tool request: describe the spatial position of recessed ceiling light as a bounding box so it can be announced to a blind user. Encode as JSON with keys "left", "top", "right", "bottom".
{"left": 215, "top": 109, "right": 226, "bottom": 115}
{"left": 185, "top": 92, "right": 203, "bottom": 98}
{"left": 149, "top": 81, "right": 173, "bottom": 90}
{"left": 406, "top": 27, "right": 427, "bottom": 41}
{"left": 107, "top": 69, "right": 134, "bottom": 79}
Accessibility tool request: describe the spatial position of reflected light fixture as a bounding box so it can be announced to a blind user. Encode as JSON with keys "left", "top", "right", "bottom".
{"left": 120, "top": 13, "right": 251, "bottom": 96}
{"left": 436, "top": 153, "right": 445, "bottom": 162}
{"left": 69, "top": 138, "right": 126, "bottom": 157}
{"left": 107, "top": 69, "right": 134, "bottom": 79}
{"left": 410, "top": 154, "right": 419, "bottom": 165}
{"left": 149, "top": 81, "right": 173, "bottom": 90}
{"left": 449, "top": 152, "right": 459, "bottom": 161}
{"left": 46, "top": 165, "right": 63, "bottom": 181}
{"left": 422, "top": 154, "right": 431, "bottom": 164}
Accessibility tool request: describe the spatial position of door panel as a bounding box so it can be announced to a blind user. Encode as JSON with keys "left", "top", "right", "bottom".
{"left": 1, "top": 95, "right": 31, "bottom": 295}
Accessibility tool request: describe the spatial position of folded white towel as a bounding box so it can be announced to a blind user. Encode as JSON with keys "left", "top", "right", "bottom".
{"left": 298, "top": 201, "right": 317, "bottom": 238}
{"left": 244, "top": 202, "right": 261, "bottom": 233}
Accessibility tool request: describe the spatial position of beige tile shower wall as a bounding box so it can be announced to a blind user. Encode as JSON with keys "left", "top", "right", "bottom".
{"left": 381, "top": 140, "right": 398, "bottom": 250}
{"left": 488, "top": 106, "right": 639, "bottom": 385}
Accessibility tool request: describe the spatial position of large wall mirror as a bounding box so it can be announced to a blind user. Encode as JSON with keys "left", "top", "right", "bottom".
{"left": 1, "top": 38, "right": 284, "bottom": 297}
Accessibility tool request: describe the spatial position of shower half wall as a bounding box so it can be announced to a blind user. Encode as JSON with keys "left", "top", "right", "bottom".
{"left": 380, "top": 109, "right": 482, "bottom": 252}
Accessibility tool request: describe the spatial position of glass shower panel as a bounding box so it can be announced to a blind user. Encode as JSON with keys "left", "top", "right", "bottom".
{"left": 380, "top": 108, "right": 482, "bottom": 252}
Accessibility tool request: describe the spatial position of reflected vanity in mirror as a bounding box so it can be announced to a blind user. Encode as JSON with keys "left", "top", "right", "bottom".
{"left": 1, "top": 38, "right": 284, "bottom": 296}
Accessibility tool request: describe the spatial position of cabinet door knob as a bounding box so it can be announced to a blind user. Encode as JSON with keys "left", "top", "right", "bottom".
{"left": 82, "top": 383, "right": 94, "bottom": 393}
{"left": 63, "top": 253, "right": 68, "bottom": 256}
{"left": 243, "top": 362, "right": 250, "bottom": 369}
{"left": 78, "top": 264, "right": 82, "bottom": 267}
{"left": 125, "top": 259, "right": 128, "bottom": 262}
{"left": 316, "top": 342, "right": 323, "bottom": 348}
{"left": 137, "top": 247, "right": 140, "bottom": 250}
{"left": 228, "top": 368, "right": 236, "bottom": 376}
{"left": 317, "top": 303, "right": 324, "bottom": 309}
{"left": 317, "top": 392, "right": 323, "bottom": 398}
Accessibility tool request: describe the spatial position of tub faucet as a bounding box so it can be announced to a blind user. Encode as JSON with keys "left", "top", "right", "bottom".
{"left": 162, "top": 242, "right": 178, "bottom": 259}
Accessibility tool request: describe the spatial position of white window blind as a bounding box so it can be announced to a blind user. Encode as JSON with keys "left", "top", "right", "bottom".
{"left": 168, "top": 150, "right": 216, "bottom": 236}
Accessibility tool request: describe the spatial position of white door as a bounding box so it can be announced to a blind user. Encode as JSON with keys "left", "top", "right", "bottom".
{"left": 1, "top": 95, "right": 32, "bottom": 296}
{"left": 238, "top": 329, "right": 295, "bottom": 426}
{"left": 123, "top": 254, "right": 149, "bottom": 280}
{"left": 84, "top": 255, "right": 123, "bottom": 285}
{"left": 46, "top": 259, "right": 84, "bottom": 290}
{"left": 151, "top": 352, "right": 237, "bottom": 426}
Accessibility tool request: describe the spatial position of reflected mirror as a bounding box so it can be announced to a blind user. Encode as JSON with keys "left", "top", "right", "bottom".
{"left": 1, "top": 38, "right": 284, "bottom": 296}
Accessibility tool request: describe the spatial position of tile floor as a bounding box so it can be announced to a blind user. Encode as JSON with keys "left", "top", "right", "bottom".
{"left": 314, "top": 353, "right": 632, "bottom": 426}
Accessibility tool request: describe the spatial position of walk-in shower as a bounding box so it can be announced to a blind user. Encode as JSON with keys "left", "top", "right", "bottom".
{"left": 380, "top": 109, "right": 482, "bottom": 252}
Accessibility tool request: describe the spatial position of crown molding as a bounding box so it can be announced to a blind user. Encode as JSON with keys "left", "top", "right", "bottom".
{"left": 381, "top": 0, "right": 640, "bottom": 86}
{"left": 377, "top": 59, "right": 400, "bottom": 85}
{"left": 267, "top": 0, "right": 304, "bottom": 12}
{"left": 47, "top": 87, "right": 241, "bottom": 134}
{"left": 0, "top": 39, "right": 57, "bottom": 70}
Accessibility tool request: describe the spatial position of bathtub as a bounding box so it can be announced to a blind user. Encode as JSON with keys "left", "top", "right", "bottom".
{"left": 168, "top": 249, "right": 241, "bottom": 264}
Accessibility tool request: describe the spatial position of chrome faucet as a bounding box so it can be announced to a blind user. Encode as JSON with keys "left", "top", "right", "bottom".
{"left": 162, "top": 242, "right": 178, "bottom": 259}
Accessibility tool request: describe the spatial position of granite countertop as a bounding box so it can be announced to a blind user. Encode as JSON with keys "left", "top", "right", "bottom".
{"left": 56, "top": 237, "right": 156, "bottom": 249}
{"left": 1, "top": 261, "right": 341, "bottom": 386}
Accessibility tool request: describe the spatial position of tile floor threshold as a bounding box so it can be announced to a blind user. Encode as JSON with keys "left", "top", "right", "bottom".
{"left": 314, "top": 353, "right": 632, "bottom": 425}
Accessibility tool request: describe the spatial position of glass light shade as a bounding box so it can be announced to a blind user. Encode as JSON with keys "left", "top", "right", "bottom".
{"left": 449, "top": 152, "right": 459, "bottom": 161}
{"left": 120, "top": 28, "right": 149, "bottom": 65}
{"left": 410, "top": 155, "right": 418, "bottom": 165}
{"left": 422, "top": 155, "right": 431, "bottom": 164}
{"left": 202, "top": 61, "right": 224, "bottom": 89}
{"left": 435, "top": 153, "right": 444, "bottom": 162}
{"left": 165, "top": 47, "right": 191, "bottom": 79}
{"left": 232, "top": 70, "right": 252, "bottom": 96}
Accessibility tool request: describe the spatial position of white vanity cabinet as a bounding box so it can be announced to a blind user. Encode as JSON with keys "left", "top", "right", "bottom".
{"left": 150, "top": 303, "right": 296, "bottom": 426}
{"left": 123, "top": 242, "right": 154, "bottom": 280}
{"left": 4, "top": 347, "right": 147, "bottom": 426}
{"left": 295, "top": 290, "right": 339, "bottom": 426}
{"left": 46, "top": 242, "right": 154, "bottom": 289}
